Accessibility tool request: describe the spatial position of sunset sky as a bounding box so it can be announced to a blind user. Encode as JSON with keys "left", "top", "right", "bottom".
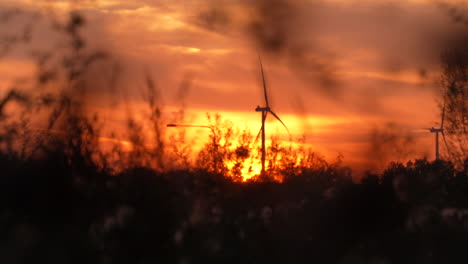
{"left": 1, "top": 0, "right": 466, "bottom": 173}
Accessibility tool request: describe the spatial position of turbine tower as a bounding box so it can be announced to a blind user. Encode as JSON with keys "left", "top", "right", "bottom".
{"left": 426, "top": 104, "right": 449, "bottom": 160}
{"left": 255, "top": 55, "right": 289, "bottom": 175}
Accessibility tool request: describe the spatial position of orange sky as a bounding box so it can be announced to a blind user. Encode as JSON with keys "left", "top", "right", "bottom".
{"left": 1, "top": 0, "right": 465, "bottom": 174}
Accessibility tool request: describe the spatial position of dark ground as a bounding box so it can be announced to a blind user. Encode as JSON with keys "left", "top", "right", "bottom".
{"left": 1, "top": 147, "right": 467, "bottom": 264}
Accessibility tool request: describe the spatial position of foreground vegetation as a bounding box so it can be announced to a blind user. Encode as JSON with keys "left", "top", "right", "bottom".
{"left": 1, "top": 140, "right": 467, "bottom": 263}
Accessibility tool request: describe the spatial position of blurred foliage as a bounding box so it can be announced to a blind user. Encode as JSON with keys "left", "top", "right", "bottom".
{"left": 440, "top": 48, "right": 468, "bottom": 168}
{"left": 1, "top": 8, "right": 468, "bottom": 264}
{"left": 1, "top": 137, "right": 467, "bottom": 263}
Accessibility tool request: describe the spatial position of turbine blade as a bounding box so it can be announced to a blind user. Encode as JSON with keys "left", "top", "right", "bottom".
{"left": 254, "top": 112, "right": 268, "bottom": 143}
{"left": 258, "top": 54, "right": 270, "bottom": 107}
{"left": 254, "top": 127, "right": 262, "bottom": 144}
{"left": 269, "top": 110, "right": 290, "bottom": 135}
{"left": 441, "top": 103, "right": 446, "bottom": 129}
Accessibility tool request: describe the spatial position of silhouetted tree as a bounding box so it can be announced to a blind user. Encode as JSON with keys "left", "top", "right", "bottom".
{"left": 440, "top": 48, "right": 468, "bottom": 167}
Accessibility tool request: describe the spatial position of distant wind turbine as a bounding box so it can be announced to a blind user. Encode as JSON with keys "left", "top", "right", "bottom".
{"left": 425, "top": 104, "right": 449, "bottom": 160}
{"left": 254, "top": 55, "right": 290, "bottom": 175}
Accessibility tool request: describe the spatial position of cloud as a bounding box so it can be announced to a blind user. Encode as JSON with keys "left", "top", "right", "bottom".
{"left": 0, "top": 0, "right": 465, "bottom": 168}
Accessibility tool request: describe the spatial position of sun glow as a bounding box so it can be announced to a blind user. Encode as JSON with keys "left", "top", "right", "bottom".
{"left": 225, "top": 158, "right": 262, "bottom": 181}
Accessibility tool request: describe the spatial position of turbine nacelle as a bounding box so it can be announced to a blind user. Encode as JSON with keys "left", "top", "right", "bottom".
{"left": 255, "top": 106, "right": 270, "bottom": 112}
{"left": 429, "top": 127, "right": 443, "bottom": 133}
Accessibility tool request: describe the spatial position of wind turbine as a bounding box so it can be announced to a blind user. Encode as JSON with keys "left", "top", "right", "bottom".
{"left": 425, "top": 104, "right": 449, "bottom": 160}
{"left": 254, "top": 55, "right": 290, "bottom": 175}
